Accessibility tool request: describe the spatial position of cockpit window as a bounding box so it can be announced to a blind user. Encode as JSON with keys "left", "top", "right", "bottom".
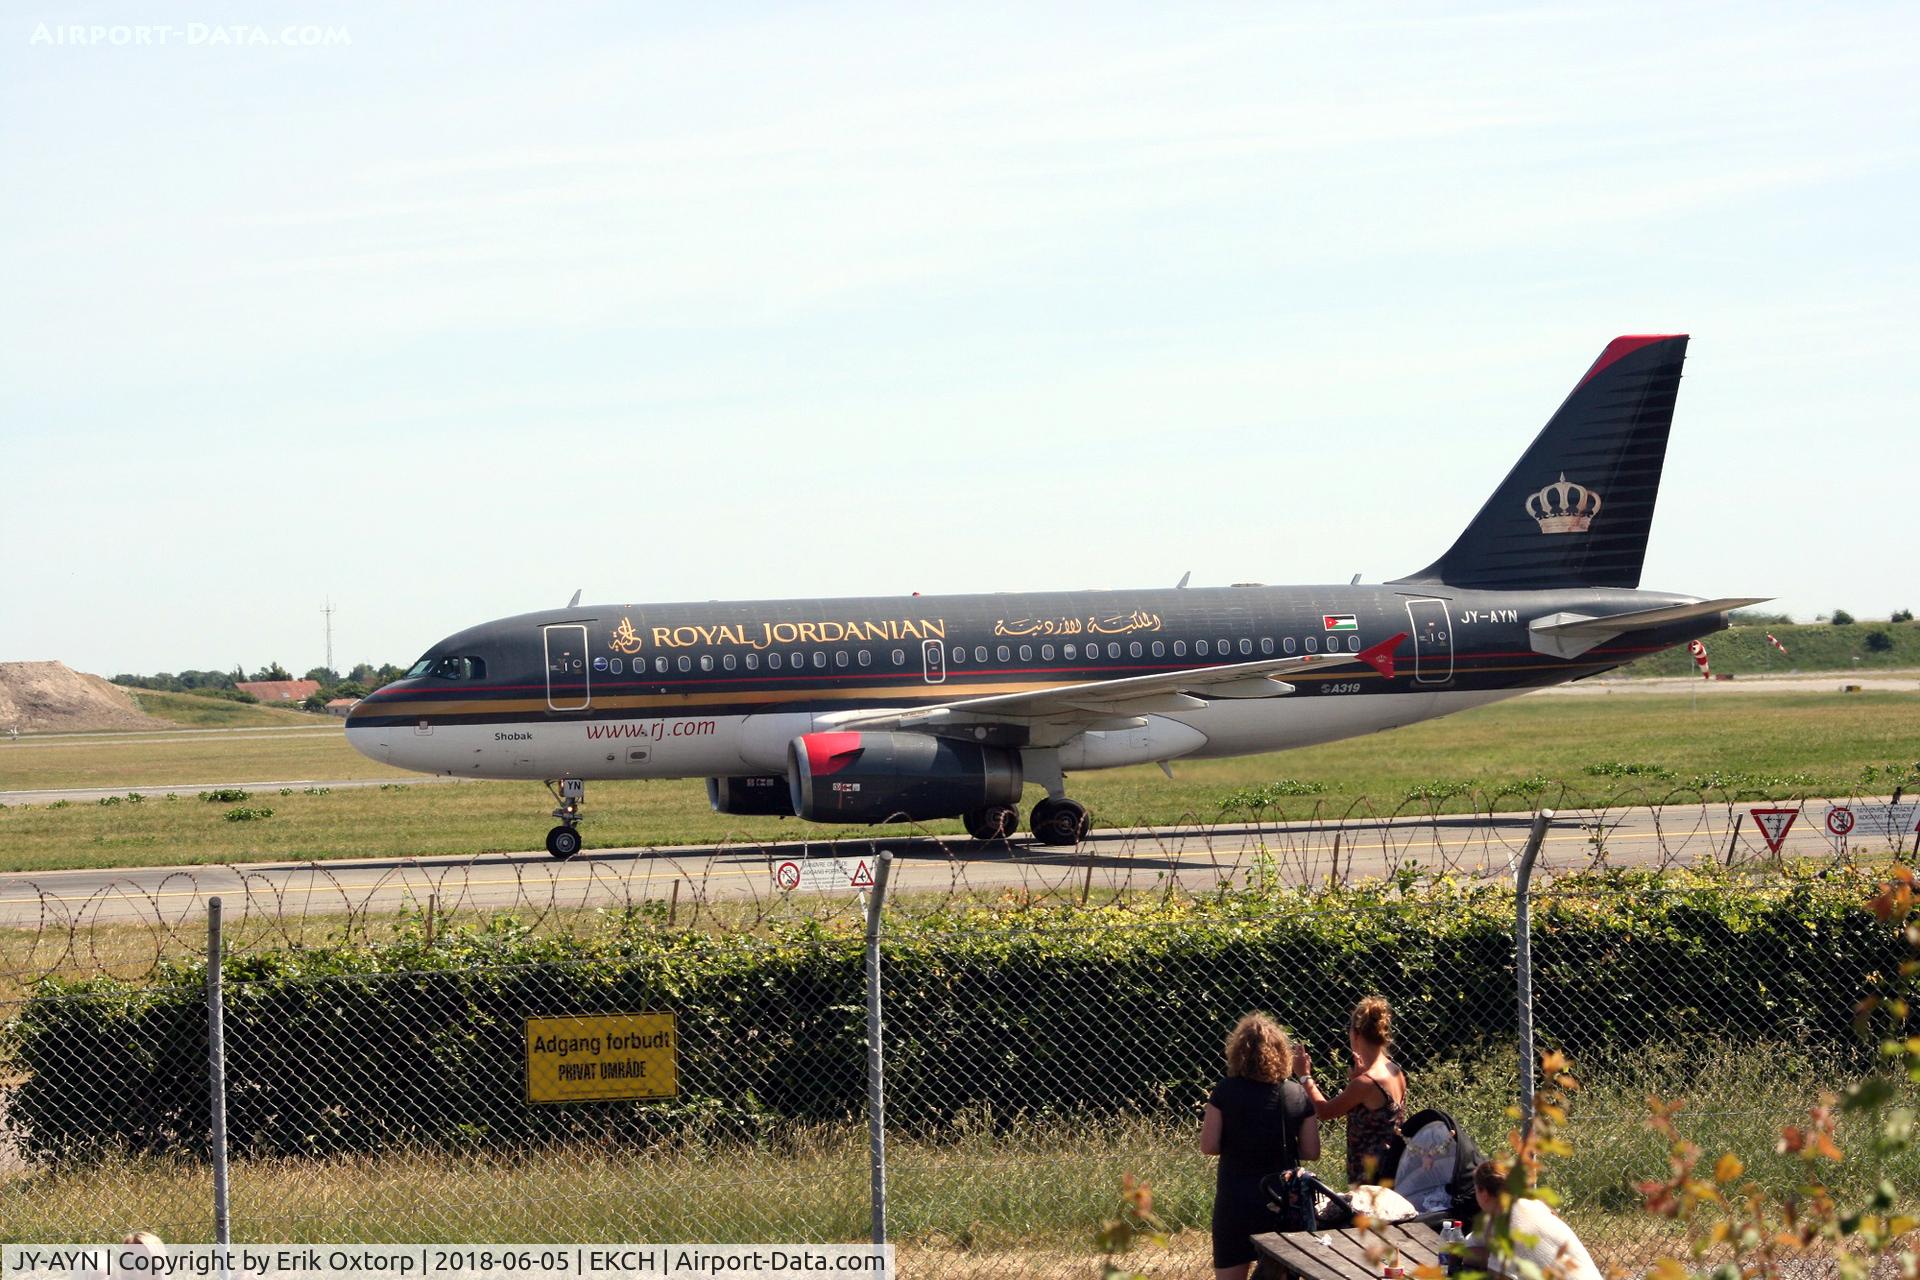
{"left": 422, "top": 655, "right": 486, "bottom": 680}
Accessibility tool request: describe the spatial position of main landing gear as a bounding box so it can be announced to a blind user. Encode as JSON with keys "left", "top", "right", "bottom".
{"left": 1028, "top": 796, "right": 1092, "bottom": 847}
{"left": 544, "top": 778, "right": 584, "bottom": 859}
{"left": 963, "top": 803, "right": 1021, "bottom": 842}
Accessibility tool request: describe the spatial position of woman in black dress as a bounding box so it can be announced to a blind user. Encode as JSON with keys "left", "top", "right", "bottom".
{"left": 1201, "top": 1012, "right": 1322, "bottom": 1280}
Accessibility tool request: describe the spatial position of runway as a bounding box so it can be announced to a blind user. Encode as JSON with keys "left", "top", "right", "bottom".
{"left": 2, "top": 798, "right": 1907, "bottom": 933}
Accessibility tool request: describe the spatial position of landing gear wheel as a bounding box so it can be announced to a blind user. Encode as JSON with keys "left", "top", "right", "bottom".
{"left": 964, "top": 803, "right": 1021, "bottom": 842}
{"left": 1030, "top": 798, "right": 1091, "bottom": 846}
{"left": 545, "top": 825, "right": 582, "bottom": 859}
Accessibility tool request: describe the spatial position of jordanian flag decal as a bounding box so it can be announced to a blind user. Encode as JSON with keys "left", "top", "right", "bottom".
{"left": 1322, "top": 614, "right": 1358, "bottom": 631}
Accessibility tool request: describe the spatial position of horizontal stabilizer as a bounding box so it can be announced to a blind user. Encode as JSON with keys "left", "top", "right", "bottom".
{"left": 1529, "top": 597, "right": 1770, "bottom": 659}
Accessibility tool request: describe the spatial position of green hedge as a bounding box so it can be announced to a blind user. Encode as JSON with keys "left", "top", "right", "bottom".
{"left": 3, "top": 869, "right": 1904, "bottom": 1162}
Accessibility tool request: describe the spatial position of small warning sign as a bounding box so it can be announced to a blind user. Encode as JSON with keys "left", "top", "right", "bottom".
{"left": 525, "top": 1013, "right": 677, "bottom": 1104}
{"left": 1749, "top": 806, "right": 1800, "bottom": 854}
{"left": 1825, "top": 806, "right": 1855, "bottom": 838}
{"left": 772, "top": 857, "right": 869, "bottom": 893}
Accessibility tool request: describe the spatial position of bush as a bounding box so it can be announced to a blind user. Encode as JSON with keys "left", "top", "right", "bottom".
{"left": 3, "top": 872, "right": 1904, "bottom": 1162}
{"left": 1831, "top": 609, "right": 1856, "bottom": 626}
{"left": 199, "top": 788, "right": 249, "bottom": 803}
{"left": 1892, "top": 608, "right": 1914, "bottom": 624}
{"left": 1864, "top": 630, "right": 1893, "bottom": 653}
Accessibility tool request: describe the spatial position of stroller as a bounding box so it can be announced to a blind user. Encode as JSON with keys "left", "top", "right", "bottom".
{"left": 1257, "top": 1107, "right": 1485, "bottom": 1232}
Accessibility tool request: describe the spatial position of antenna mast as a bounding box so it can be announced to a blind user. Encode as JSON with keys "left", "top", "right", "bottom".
{"left": 322, "top": 598, "right": 335, "bottom": 677}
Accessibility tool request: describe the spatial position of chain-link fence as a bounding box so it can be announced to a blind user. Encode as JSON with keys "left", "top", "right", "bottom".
{"left": 4, "top": 801, "right": 1917, "bottom": 1276}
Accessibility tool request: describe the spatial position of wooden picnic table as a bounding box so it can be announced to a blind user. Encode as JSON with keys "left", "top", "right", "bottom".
{"left": 1252, "top": 1220, "right": 1445, "bottom": 1280}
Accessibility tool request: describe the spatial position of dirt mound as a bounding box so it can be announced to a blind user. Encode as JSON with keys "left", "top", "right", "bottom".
{"left": 0, "top": 662, "right": 169, "bottom": 733}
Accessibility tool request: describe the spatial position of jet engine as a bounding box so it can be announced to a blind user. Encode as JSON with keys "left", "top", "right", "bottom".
{"left": 706, "top": 775, "right": 797, "bottom": 817}
{"left": 787, "top": 731, "right": 1022, "bottom": 824}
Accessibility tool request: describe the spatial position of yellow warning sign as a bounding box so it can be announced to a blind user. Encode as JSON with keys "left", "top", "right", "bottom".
{"left": 525, "top": 1013, "right": 678, "bottom": 1104}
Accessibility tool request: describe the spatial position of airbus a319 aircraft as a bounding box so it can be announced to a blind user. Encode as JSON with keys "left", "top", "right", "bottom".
{"left": 347, "top": 335, "right": 1761, "bottom": 857}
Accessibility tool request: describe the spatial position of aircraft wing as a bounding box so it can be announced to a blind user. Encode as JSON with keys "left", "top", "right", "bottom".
{"left": 1528, "top": 597, "right": 1770, "bottom": 659}
{"left": 820, "top": 633, "right": 1407, "bottom": 743}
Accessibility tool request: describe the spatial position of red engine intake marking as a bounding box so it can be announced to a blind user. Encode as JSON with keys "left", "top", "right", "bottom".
{"left": 800, "top": 731, "right": 866, "bottom": 777}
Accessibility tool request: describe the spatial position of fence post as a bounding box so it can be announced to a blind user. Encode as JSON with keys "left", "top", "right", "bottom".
{"left": 865, "top": 851, "right": 896, "bottom": 1248}
{"left": 1515, "top": 810, "right": 1554, "bottom": 1136}
{"left": 207, "top": 896, "right": 231, "bottom": 1246}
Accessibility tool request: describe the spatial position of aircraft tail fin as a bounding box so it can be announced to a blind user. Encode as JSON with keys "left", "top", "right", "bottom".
{"left": 1393, "top": 334, "right": 1689, "bottom": 590}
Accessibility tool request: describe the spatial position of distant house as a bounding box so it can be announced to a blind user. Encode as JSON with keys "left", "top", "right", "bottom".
{"left": 236, "top": 679, "right": 321, "bottom": 703}
{"left": 324, "top": 698, "right": 358, "bottom": 717}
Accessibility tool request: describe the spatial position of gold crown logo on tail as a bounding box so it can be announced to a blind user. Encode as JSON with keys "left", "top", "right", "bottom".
{"left": 1525, "top": 474, "right": 1601, "bottom": 534}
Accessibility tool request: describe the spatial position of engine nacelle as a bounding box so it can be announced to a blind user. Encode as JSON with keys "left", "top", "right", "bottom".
{"left": 706, "top": 775, "right": 797, "bottom": 817}
{"left": 787, "top": 731, "right": 1022, "bottom": 824}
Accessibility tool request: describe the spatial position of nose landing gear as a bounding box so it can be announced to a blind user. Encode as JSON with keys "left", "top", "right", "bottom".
{"left": 545, "top": 778, "right": 585, "bottom": 859}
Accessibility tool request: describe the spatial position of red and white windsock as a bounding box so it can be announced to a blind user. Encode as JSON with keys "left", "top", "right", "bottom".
{"left": 1766, "top": 632, "right": 1789, "bottom": 656}
{"left": 1688, "top": 639, "right": 1710, "bottom": 679}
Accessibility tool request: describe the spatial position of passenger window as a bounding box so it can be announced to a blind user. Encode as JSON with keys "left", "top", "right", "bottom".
{"left": 974, "top": 646, "right": 988, "bottom": 663}
{"left": 1306, "top": 636, "right": 1318, "bottom": 653}
{"left": 1217, "top": 637, "right": 1229, "bottom": 654}
{"left": 891, "top": 648, "right": 905, "bottom": 666}
{"left": 769, "top": 653, "right": 783, "bottom": 670}
{"left": 812, "top": 652, "right": 826, "bottom": 669}
{"left": 723, "top": 654, "right": 736, "bottom": 671}
{"left": 1103, "top": 642, "right": 1116, "bottom": 659}
{"left": 677, "top": 655, "right": 692, "bottom": 672}
{"left": 1350, "top": 635, "right": 1362, "bottom": 652}
{"left": 1174, "top": 640, "right": 1187, "bottom": 657}
{"left": 1196, "top": 639, "right": 1210, "bottom": 656}
{"left": 655, "top": 656, "right": 669, "bottom": 673}
{"left": 1129, "top": 641, "right": 1142, "bottom": 658}
{"left": 952, "top": 647, "right": 966, "bottom": 664}
{"left": 835, "top": 650, "right": 849, "bottom": 668}
{"left": 746, "top": 653, "right": 759, "bottom": 670}
{"left": 1240, "top": 638, "right": 1253, "bottom": 655}
{"left": 699, "top": 654, "right": 713, "bottom": 672}
{"left": 1152, "top": 641, "right": 1164, "bottom": 658}
{"left": 1283, "top": 637, "right": 1296, "bottom": 654}
{"left": 1064, "top": 643, "right": 1077, "bottom": 659}
{"left": 610, "top": 658, "right": 624, "bottom": 675}
{"left": 1041, "top": 644, "right": 1055, "bottom": 660}
{"left": 858, "top": 650, "right": 871, "bottom": 667}
{"left": 1019, "top": 644, "right": 1032, "bottom": 662}
{"left": 996, "top": 645, "right": 1010, "bottom": 662}
{"left": 791, "top": 651, "right": 805, "bottom": 669}
{"left": 1260, "top": 637, "right": 1274, "bottom": 655}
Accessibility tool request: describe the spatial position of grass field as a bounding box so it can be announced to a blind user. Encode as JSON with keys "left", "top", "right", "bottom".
{"left": 125, "top": 688, "right": 327, "bottom": 729}
{"left": 1619, "top": 620, "right": 1920, "bottom": 677}
{"left": 0, "top": 691, "right": 1914, "bottom": 872}
{"left": 6, "top": 1040, "right": 1909, "bottom": 1271}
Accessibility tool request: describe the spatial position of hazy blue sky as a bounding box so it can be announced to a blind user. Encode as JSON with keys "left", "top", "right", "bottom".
{"left": 4, "top": 2, "right": 1915, "bottom": 677}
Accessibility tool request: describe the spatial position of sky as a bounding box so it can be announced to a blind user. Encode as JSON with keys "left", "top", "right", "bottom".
{"left": 3, "top": 2, "right": 1916, "bottom": 677}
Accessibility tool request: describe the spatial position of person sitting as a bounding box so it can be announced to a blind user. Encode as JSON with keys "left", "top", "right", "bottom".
{"left": 1471, "top": 1159, "right": 1602, "bottom": 1280}
{"left": 1201, "top": 1012, "right": 1322, "bottom": 1280}
{"left": 1297, "top": 995, "right": 1407, "bottom": 1186}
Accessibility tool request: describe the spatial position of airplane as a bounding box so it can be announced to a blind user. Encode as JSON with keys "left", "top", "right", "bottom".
{"left": 345, "top": 334, "right": 1762, "bottom": 858}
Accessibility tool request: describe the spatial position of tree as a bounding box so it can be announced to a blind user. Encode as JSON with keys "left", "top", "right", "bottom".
{"left": 1893, "top": 608, "right": 1914, "bottom": 623}
{"left": 304, "top": 667, "right": 340, "bottom": 686}
{"left": 1864, "top": 629, "right": 1893, "bottom": 653}
{"left": 348, "top": 662, "right": 380, "bottom": 685}
{"left": 248, "top": 662, "right": 293, "bottom": 682}
{"left": 330, "top": 681, "right": 368, "bottom": 700}
{"left": 1830, "top": 609, "right": 1856, "bottom": 626}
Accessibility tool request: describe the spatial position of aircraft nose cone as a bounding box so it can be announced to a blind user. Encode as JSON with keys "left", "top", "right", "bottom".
{"left": 343, "top": 702, "right": 389, "bottom": 764}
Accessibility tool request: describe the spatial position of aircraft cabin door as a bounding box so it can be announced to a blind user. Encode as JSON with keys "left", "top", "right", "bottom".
{"left": 921, "top": 638, "right": 946, "bottom": 684}
{"left": 544, "top": 624, "right": 591, "bottom": 711}
{"left": 1403, "top": 600, "right": 1453, "bottom": 685}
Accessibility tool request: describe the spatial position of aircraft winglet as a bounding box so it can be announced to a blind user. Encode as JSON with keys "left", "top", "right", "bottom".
{"left": 1357, "top": 632, "right": 1406, "bottom": 680}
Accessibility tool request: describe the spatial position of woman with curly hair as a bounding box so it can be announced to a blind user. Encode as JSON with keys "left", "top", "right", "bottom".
{"left": 1298, "top": 995, "right": 1408, "bottom": 1186}
{"left": 1201, "top": 1011, "right": 1321, "bottom": 1280}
